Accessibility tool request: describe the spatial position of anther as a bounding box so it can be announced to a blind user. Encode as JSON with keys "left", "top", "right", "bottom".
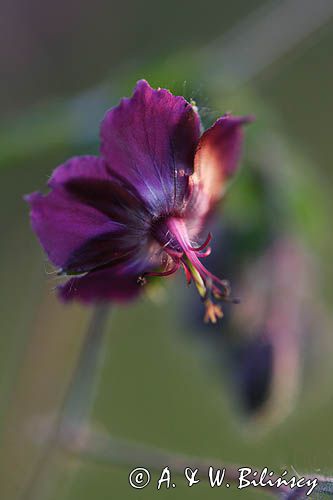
{"left": 204, "top": 299, "right": 224, "bottom": 324}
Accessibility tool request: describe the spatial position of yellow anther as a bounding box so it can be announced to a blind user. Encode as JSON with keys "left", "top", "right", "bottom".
{"left": 204, "top": 299, "right": 224, "bottom": 324}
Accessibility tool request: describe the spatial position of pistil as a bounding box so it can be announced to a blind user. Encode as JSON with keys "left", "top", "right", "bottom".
{"left": 165, "top": 218, "right": 232, "bottom": 323}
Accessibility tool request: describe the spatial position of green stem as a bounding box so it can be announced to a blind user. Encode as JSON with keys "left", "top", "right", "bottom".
{"left": 20, "top": 304, "right": 110, "bottom": 500}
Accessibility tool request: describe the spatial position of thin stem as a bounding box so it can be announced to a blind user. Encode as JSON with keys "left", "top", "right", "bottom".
{"left": 61, "top": 304, "right": 110, "bottom": 426}
{"left": 21, "top": 304, "right": 110, "bottom": 500}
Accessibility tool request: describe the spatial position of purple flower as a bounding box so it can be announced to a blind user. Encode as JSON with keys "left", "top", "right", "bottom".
{"left": 26, "top": 80, "right": 252, "bottom": 322}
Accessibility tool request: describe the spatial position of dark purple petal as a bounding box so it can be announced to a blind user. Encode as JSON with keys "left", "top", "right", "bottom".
{"left": 49, "top": 155, "right": 111, "bottom": 187}
{"left": 59, "top": 266, "right": 142, "bottom": 303}
{"left": 100, "top": 80, "right": 201, "bottom": 215}
{"left": 26, "top": 156, "right": 152, "bottom": 274}
{"left": 26, "top": 189, "right": 123, "bottom": 270}
{"left": 49, "top": 155, "right": 150, "bottom": 224}
{"left": 58, "top": 246, "right": 160, "bottom": 303}
{"left": 60, "top": 233, "right": 138, "bottom": 275}
{"left": 188, "top": 115, "right": 253, "bottom": 222}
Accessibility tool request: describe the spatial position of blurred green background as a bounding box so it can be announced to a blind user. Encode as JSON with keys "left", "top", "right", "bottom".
{"left": 1, "top": 1, "right": 333, "bottom": 499}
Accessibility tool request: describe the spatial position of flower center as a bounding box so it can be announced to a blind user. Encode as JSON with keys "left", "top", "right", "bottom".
{"left": 143, "top": 217, "right": 235, "bottom": 323}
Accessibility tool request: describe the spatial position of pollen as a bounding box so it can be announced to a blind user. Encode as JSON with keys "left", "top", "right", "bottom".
{"left": 204, "top": 299, "right": 224, "bottom": 324}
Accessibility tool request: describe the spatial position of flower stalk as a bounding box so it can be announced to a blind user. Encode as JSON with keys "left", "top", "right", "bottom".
{"left": 21, "top": 305, "right": 110, "bottom": 500}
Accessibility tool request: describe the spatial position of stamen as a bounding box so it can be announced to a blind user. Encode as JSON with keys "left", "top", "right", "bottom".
{"left": 188, "top": 232, "right": 212, "bottom": 252}
{"left": 165, "top": 248, "right": 183, "bottom": 258}
{"left": 143, "top": 260, "right": 180, "bottom": 278}
{"left": 183, "top": 256, "right": 206, "bottom": 298}
{"left": 197, "top": 247, "right": 211, "bottom": 258}
{"left": 204, "top": 299, "right": 224, "bottom": 324}
{"left": 182, "top": 262, "right": 192, "bottom": 285}
{"left": 187, "top": 251, "right": 230, "bottom": 296}
{"left": 159, "top": 217, "right": 239, "bottom": 323}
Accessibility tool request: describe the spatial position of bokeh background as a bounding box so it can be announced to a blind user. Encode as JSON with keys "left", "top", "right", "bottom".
{"left": 1, "top": 0, "right": 333, "bottom": 498}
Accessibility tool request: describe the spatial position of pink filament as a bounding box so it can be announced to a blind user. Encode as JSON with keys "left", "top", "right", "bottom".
{"left": 144, "top": 259, "right": 181, "bottom": 278}
{"left": 188, "top": 232, "right": 212, "bottom": 252}
{"left": 166, "top": 218, "right": 228, "bottom": 298}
